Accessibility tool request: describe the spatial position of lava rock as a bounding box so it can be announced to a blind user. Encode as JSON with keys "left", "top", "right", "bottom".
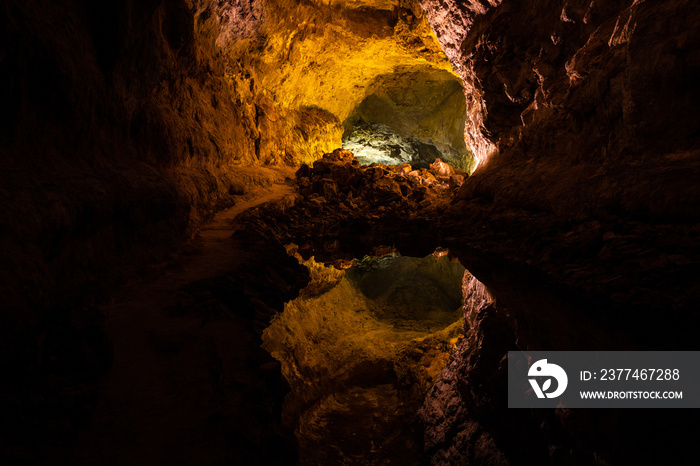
{"left": 449, "top": 174, "right": 464, "bottom": 189}
{"left": 371, "top": 177, "right": 405, "bottom": 204}
{"left": 429, "top": 158, "right": 454, "bottom": 177}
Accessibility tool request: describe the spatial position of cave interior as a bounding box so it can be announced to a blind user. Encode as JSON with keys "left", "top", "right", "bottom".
{"left": 1, "top": 0, "right": 699, "bottom": 465}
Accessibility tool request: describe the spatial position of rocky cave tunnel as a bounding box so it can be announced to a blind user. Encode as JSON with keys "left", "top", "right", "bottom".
{"left": 1, "top": 0, "right": 699, "bottom": 465}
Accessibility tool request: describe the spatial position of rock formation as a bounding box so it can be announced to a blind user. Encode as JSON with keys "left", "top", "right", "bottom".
{"left": 0, "top": 0, "right": 698, "bottom": 464}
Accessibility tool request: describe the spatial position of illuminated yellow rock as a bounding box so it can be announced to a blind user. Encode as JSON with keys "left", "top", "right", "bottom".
{"left": 262, "top": 252, "right": 465, "bottom": 463}
{"left": 223, "top": 0, "right": 470, "bottom": 167}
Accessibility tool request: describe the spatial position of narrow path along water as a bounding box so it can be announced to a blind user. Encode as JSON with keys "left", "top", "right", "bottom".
{"left": 75, "top": 167, "right": 300, "bottom": 465}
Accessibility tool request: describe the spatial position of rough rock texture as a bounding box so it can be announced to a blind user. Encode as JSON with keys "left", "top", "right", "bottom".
{"left": 418, "top": 273, "right": 512, "bottom": 465}
{"left": 229, "top": 0, "right": 461, "bottom": 164}
{"left": 263, "top": 253, "right": 465, "bottom": 465}
{"left": 414, "top": 0, "right": 700, "bottom": 343}
{"left": 2, "top": 0, "right": 700, "bottom": 464}
{"left": 240, "top": 1, "right": 700, "bottom": 462}
{"left": 411, "top": 1, "right": 700, "bottom": 464}
{"left": 342, "top": 66, "right": 473, "bottom": 170}
{"left": 0, "top": 1, "right": 464, "bottom": 460}
{"left": 237, "top": 149, "right": 469, "bottom": 267}
{"left": 342, "top": 121, "right": 445, "bottom": 167}
{"left": 419, "top": 0, "right": 700, "bottom": 217}
{"left": 213, "top": 0, "right": 265, "bottom": 46}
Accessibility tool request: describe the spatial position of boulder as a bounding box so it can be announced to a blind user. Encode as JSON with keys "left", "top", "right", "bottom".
{"left": 429, "top": 158, "right": 454, "bottom": 177}
{"left": 449, "top": 174, "right": 464, "bottom": 189}
{"left": 397, "top": 163, "right": 412, "bottom": 176}
{"left": 371, "top": 177, "right": 404, "bottom": 204}
{"left": 312, "top": 178, "right": 339, "bottom": 201}
{"left": 365, "top": 166, "right": 385, "bottom": 181}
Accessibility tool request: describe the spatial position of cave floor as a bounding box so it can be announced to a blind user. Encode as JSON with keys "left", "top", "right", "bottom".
{"left": 74, "top": 167, "right": 298, "bottom": 465}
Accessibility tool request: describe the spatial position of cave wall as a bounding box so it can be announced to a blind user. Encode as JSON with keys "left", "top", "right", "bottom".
{"left": 413, "top": 1, "right": 700, "bottom": 464}
{"left": 0, "top": 0, "right": 466, "bottom": 330}
{"left": 419, "top": 0, "right": 700, "bottom": 220}
{"left": 226, "top": 0, "right": 458, "bottom": 164}
{"left": 413, "top": 0, "right": 700, "bottom": 327}
{"left": 0, "top": 0, "right": 265, "bottom": 324}
{"left": 0, "top": 0, "right": 272, "bottom": 459}
{"left": 413, "top": 0, "right": 700, "bottom": 339}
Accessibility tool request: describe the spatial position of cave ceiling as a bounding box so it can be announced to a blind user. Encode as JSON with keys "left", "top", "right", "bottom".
{"left": 213, "top": 0, "right": 464, "bottom": 165}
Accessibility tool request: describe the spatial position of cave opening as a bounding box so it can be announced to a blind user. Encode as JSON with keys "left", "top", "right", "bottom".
{"left": 263, "top": 248, "right": 467, "bottom": 465}
{"left": 340, "top": 66, "right": 474, "bottom": 172}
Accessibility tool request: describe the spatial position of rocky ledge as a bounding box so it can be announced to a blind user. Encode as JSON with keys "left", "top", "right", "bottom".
{"left": 237, "top": 149, "right": 467, "bottom": 263}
